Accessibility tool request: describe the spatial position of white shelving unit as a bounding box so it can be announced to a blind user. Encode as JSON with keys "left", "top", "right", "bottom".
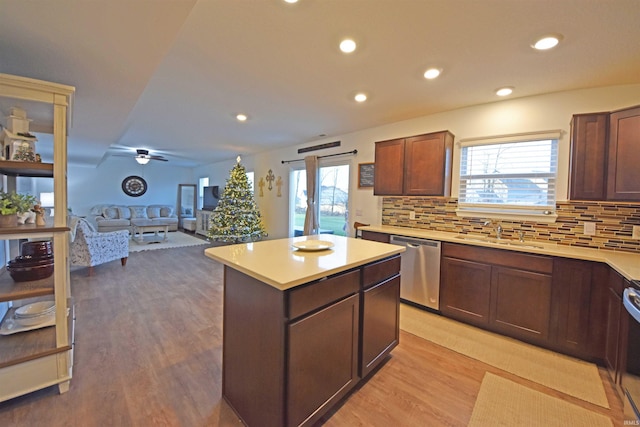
{"left": 0, "top": 73, "right": 75, "bottom": 402}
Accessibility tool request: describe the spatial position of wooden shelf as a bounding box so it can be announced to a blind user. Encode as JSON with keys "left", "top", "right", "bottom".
{"left": 0, "top": 224, "right": 69, "bottom": 236}
{"left": 0, "top": 160, "right": 53, "bottom": 178}
{"left": 0, "top": 269, "right": 54, "bottom": 303}
{"left": 0, "top": 304, "right": 72, "bottom": 369}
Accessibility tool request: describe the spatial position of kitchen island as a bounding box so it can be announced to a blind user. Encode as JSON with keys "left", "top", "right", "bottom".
{"left": 205, "top": 234, "right": 404, "bottom": 427}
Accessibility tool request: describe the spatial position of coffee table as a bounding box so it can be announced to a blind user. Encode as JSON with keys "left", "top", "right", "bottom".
{"left": 131, "top": 221, "right": 169, "bottom": 244}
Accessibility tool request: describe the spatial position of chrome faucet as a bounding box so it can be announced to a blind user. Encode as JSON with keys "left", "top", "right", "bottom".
{"left": 484, "top": 220, "right": 503, "bottom": 239}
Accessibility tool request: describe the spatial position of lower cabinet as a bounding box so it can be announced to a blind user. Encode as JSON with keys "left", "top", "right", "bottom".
{"left": 440, "top": 256, "right": 492, "bottom": 327}
{"left": 441, "top": 243, "right": 554, "bottom": 345}
{"left": 288, "top": 294, "right": 360, "bottom": 427}
{"left": 361, "top": 275, "right": 400, "bottom": 377}
{"left": 441, "top": 243, "right": 553, "bottom": 347}
{"left": 605, "top": 269, "right": 626, "bottom": 388}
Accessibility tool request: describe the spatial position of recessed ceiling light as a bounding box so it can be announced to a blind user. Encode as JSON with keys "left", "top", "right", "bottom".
{"left": 532, "top": 34, "right": 562, "bottom": 50}
{"left": 354, "top": 93, "right": 367, "bottom": 102}
{"left": 423, "top": 68, "right": 442, "bottom": 79}
{"left": 496, "top": 87, "right": 514, "bottom": 97}
{"left": 340, "top": 39, "right": 357, "bottom": 53}
{"left": 284, "top": 0, "right": 298, "bottom": 3}
{"left": 236, "top": 114, "right": 248, "bottom": 121}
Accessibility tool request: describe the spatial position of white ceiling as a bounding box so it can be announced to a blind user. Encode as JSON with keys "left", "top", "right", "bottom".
{"left": 1, "top": 0, "right": 639, "bottom": 168}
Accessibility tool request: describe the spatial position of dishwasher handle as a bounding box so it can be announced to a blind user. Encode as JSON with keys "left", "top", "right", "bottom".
{"left": 390, "top": 235, "right": 440, "bottom": 248}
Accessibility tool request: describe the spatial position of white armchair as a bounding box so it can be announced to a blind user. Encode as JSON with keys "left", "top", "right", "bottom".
{"left": 70, "top": 217, "right": 129, "bottom": 276}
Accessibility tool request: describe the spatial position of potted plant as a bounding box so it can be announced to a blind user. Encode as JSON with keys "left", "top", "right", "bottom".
{"left": 0, "top": 191, "right": 38, "bottom": 227}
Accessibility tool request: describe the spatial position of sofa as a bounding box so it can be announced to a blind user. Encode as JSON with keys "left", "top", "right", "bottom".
{"left": 91, "top": 204, "right": 179, "bottom": 233}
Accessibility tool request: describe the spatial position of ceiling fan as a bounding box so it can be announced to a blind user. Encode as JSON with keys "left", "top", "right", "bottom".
{"left": 134, "top": 149, "right": 168, "bottom": 164}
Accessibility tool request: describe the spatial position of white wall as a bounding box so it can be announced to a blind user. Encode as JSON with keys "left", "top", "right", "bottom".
{"left": 68, "top": 157, "right": 195, "bottom": 216}
{"left": 194, "top": 84, "right": 640, "bottom": 240}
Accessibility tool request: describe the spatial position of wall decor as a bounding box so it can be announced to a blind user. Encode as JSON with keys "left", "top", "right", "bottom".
{"left": 266, "top": 169, "right": 275, "bottom": 190}
{"left": 358, "top": 163, "right": 375, "bottom": 188}
{"left": 122, "top": 175, "right": 148, "bottom": 197}
{"left": 276, "top": 176, "right": 283, "bottom": 197}
{"left": 258, "top": 177, "right": 265, "bottom": 197}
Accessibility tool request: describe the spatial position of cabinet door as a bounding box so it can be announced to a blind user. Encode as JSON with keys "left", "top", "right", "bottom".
{"left": 490, "top": 266, "right": 552, "bottom": 345}
{"left": 569, "top": 113, "right": 608, "bottom": 200}
{"left": 361, "top": 275, "right": 400, "bottom": 378}
{"left": 440, "top": 256, "right": 492, "bottom": 327}
{"left": 287, "top": 294, "right": 359, "bottom": 427}
{"left": 607, "top": 106, "right": 640, "bottom": 200}
{"left": 361, "top": 230, "right": 390, "bottom": 243}
{"left": 403, "top": 131, "right": 454, "bottom": 196}
{"left": 373, "top": 138, "right": 404, "bottom": 195}
{"left": 605, "top": 270, "right": 625, "bottom": 383}
{"left": 550, "top": 258, "right": 593, "bottom": 357}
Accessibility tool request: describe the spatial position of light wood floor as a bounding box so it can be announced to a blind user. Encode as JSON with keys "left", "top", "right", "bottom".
{"left": 0, "top": 243, "right": 625, "bottom": 426}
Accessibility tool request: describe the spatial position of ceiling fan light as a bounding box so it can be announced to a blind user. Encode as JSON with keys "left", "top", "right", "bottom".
{"left": 135, "top": 156, "right": 150, "bottom": 165}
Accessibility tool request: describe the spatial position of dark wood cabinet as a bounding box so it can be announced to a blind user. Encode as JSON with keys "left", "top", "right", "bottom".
{"left": 361, "top": 230, "right": 390, "bottom": 243}
{"left": 288, "top": 294, "right": 359, "bottom": 427}
{"left": 361, "top": 276, "right": 400, "bottom": 377}
{"left": 440, "top": 256, "right": 492, "bottom": 327}
{"left": 607, "top": 105, "right": 640, "bottom": 201}
{"left": 605, "top": 269, "right": 625, "bottom": 386}
{"left": 360, "top": 256, "right": 401, "bottom": 377}
{"left": 549, "top": 258, "right": 595, "bottom": 357}
{"left": 569, "top": 113, "right": 608, "bottom": 200}
{"left": 373, "top": 138, "right": 404, "bottom": 195}
{"left": 374, "top": 131, "right": 454, "bottom": 196}
{"left": 490, "top": 266, "right": 552, "bottom": 346}
{"left": 441, "top": 243, "right": 553, "bottom": 347}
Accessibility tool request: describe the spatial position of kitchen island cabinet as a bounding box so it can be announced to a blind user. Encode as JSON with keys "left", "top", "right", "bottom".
{"left": 205, "top": 235, "right": 403, "bottom": 427}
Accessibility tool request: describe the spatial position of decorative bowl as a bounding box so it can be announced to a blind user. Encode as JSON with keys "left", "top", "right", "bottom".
{"left": 20, "top": 241, "right": 53, "bottom": 258}
{"left": 7, "top": 263, "right": 54, "bottom": 282}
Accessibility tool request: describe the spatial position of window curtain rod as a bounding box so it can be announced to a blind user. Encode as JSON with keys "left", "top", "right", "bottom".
{"left": 281, "top": 149, "right": 357, "bottom": 164}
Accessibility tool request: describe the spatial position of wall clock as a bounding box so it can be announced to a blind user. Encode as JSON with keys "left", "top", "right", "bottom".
{"left": 122, "top": 175, "right": 147, "bottom": 197}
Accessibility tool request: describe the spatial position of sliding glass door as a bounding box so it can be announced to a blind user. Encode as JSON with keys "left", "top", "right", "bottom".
{"left": 290, "top": 162, "right": 350, "bottom": 237}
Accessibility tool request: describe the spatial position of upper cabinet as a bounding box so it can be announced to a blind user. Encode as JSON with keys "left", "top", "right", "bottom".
{"left": 374, "top": 130, "right": 454, "bottom": 196}
{"left": 569, "top": 105, "right": 640, "bottom": 201}
{"left": 569, "top": 113, "right": 608, "bottom": 200}
{"left": 607, "top": 106, "right": 640, "bottom": 201}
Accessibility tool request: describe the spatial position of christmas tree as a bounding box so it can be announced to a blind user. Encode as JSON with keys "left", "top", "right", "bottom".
{"left": 207, "top": 157, "right": 268, "bottom": 243}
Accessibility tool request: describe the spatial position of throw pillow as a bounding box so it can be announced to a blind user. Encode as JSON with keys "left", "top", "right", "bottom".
{"left": 129, "top": 206, "right": 148, "bottom": 219}
{"left": 116, "top": 206, "right": 131, "bottom": 220}
{"left": 147, "top": 207, "right": 161, "bottom": 219}
{"left": 159, "top": 206, "right": 173, "bottom": 217}
{"left": 102, "top": 206, "right": 119, "bottom": 219}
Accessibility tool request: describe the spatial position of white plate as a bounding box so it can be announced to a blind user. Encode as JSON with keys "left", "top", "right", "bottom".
{"left": 15, "top": 300, "right": 55, "bottom": 318}
{"left": 292, "top": 240, "right": 335, "bottom": 251}
{"left": 0, "top": 312, "right": 55, "bottom": 335}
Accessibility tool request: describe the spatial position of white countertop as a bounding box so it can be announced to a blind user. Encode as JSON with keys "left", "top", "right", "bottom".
{"left": 204, "top": 234, "right": 404, "bottom": 291}
{"left": 362, "top": 225, "right": 640, "bottom": 281}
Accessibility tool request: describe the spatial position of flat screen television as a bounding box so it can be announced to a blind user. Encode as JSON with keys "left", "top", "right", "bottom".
{"left": 203, "top": 186, "right": 220, "bottom": 211}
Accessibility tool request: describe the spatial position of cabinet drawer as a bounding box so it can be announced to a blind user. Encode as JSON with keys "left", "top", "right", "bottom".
{"left": 361, "top": 230, "right": 390, "bottom": 243}
{"left": 362, "top": 255, "right": 400, "bottom": 290}
{"left": 442, "top": 243, "right": 552, "bottom": 274}
{"left": 288, "top": 270, "right": 360, "bottom": 319}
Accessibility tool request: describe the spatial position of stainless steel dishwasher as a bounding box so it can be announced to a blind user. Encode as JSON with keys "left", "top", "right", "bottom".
{"left": 390, "top": 235, "right": 441, "bottom": 310}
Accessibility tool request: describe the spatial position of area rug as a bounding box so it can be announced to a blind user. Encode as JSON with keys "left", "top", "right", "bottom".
{"left": 469, "top": 373, "right": 612, "bottom": 427}
{"left": 400, "top": 304, "right": 610, "bottom": 408}
{"left": 128, "top": 231, "right": 209, "bottom": 253}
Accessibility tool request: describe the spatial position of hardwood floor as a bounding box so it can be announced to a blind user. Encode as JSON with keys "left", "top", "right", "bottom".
{"left": 0, "top": 244, "right": 625, "bottom": 426}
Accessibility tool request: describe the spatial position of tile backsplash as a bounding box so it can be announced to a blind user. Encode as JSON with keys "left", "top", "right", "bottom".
{"left": 381, "top": 197, "right": 640, "bottom": 253}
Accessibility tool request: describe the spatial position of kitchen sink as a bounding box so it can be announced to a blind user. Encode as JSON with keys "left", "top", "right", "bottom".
{"left": 455, "top": 235, "right": 545, "bottom": 249}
